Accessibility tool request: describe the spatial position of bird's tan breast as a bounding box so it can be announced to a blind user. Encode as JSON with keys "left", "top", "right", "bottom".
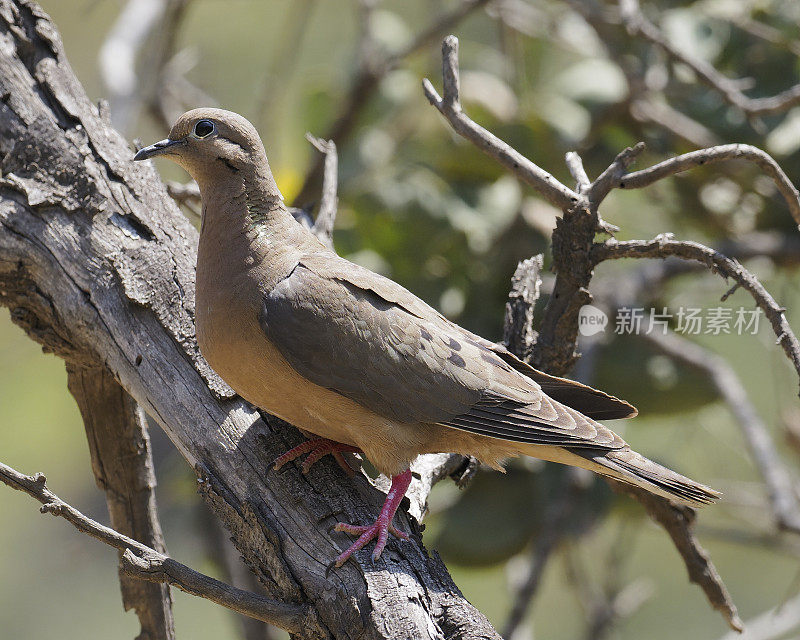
{"left": 195, "top": 266, "right": 421, "bottom": 467}
{"left": 194, "top": 218, "right": 459, "bottom": 476}
{"left": 197, "top": 280, "right": 341, "bottom": 437}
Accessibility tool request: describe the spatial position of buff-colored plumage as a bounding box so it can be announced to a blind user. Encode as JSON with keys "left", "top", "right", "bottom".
{"left": 134, "top": 109, "right": 718, "bottom": 526}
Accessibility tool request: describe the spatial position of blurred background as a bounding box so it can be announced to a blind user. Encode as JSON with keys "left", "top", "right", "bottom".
{"left": 1, "top": 0, "right": 800, "bottom": 638}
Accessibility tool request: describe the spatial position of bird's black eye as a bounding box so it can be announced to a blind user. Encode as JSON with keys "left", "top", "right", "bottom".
{"left": 194, "top": 119, "right": 215, "bottom": 138}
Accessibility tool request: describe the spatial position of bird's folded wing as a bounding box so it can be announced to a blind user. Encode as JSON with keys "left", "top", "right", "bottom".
{"left": 457, "top": 330, "right": 638, "bottom": 420}
{"left": 304, "top": 254, "right": 637, "bottom": 421}
{"left": 258, "top": 254, "right": 625, "bottom": 449}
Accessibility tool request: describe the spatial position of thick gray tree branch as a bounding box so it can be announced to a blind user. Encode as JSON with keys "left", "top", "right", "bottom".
{"left": 0, "top": 3, "right": 500, "bottom": 638}
{"left": 66, "top": 365, "right": 175, "bottom": 640}
{"left": 0, "top": 461, "right": 310, "bottom": 633}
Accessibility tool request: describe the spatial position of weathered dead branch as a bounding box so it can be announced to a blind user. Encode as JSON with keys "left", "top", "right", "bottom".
{"left": 0, "top": 4, "right": 500, "bottom": 638}
{"left": 423, "top": 33, "right": 761, "bottom": 632}
{"left": 0, "top": 461, "right": 310, "bottom": 632}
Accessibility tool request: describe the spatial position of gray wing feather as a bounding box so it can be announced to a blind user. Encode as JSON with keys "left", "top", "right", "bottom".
{"left": 260, "top": 261, "right": 479, "bottom": 423}
{"left": 259, "top": 254, "right": 626, "bottom": 450}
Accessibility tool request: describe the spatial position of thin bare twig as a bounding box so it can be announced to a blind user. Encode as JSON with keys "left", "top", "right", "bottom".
{"left": 612, "top": 144, "right": 800, "bottom": 228}
{"left": 588, "top": 141, "right": 646, "bottom": 205}
{"left": 565, "top": 151, "right": 591, "bottom": 190}
{"left": 0, "top": 462, "right": 310, "bottom": 634}
{"left": 305, "top": 133, "right": 338, "bottom": 248}
{"left": 592, "top": 235, "right": 800, "bottom": 394}
{"left": 644, "top": 330, "right": 800, "bottom": 534}
{"left": 619, "top": 0, "right": 800, "bottom": 118}
{"left": 423, "top": 36, "right": 578, "bottom": 209}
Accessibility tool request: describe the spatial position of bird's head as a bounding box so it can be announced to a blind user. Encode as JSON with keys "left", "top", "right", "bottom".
{"left": 134, "top": 108, "right": 274, "bottom": 193}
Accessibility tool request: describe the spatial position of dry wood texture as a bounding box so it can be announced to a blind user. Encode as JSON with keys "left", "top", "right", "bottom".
{"left": 0, "top": 2, "right": 498, "bottom": 637}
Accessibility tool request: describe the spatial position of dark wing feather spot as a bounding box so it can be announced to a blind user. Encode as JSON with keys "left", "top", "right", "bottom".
{"left": 448, "top": 352, "right": 466, "bottom": 368}
{"left": 480, "top": 350, "right": 512, "bottom": 371}
{"left": 260, "top": 253, "right": 634, "bottom": 450}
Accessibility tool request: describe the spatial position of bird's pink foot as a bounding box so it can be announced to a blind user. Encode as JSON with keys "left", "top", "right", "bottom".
{"left": 273, "top": 437, "right": 360, "bottom": 475}
{"left": 333, "top": 469, "right": 413, "bottom": 567}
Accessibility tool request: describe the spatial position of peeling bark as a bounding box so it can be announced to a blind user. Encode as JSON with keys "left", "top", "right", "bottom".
{"left": 0, "top": 2, "right": 499, "bottom": 638}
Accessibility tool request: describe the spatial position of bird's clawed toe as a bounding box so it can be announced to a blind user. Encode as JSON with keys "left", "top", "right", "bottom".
{"left": 332, "top": 468, "right": 413, "bottom": 567}
{"left": 272, "top": 437, "right": 360, "bottom": 475}
{"left": 333, "top": 519, "right": 408, "bottom": 567}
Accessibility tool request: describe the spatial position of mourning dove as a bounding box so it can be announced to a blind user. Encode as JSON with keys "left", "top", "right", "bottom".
{"left": 134, "top": 108, "right": 719, "bottom": 567}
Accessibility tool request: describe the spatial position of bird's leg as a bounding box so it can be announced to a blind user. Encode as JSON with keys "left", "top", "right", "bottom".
{"left": 273, "top": 437, "right": 360, "bottom": 475}
{"left": 333, "top": 468, "right": 413, "bottom": 567}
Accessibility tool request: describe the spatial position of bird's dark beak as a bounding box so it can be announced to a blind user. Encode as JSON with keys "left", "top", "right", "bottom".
{"left": 133, "top": 138, "right": 186, "bottom": 161}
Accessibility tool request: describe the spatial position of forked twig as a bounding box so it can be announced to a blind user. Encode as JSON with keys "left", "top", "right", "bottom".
{"left": 423, "top": 36, "right": 578, "bottom": 210}
{"left": 0, "top": 462, "right": 310, "bottom": 634}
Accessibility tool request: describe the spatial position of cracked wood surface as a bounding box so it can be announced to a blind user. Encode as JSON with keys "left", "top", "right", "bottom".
{"left": 0, "top": 2, "right": 499, "bottom": 638}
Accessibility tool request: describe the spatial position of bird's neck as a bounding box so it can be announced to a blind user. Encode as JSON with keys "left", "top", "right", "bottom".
{"left": 196, "top": 163, "right": 316, "bottom": 293}
{"left": 195, "top": 157, "right": 286, "bottom": 228}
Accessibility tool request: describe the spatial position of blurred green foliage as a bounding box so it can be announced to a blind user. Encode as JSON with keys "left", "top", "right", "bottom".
{"left": 2, "top": 0, "right": 800, "bottom": 638}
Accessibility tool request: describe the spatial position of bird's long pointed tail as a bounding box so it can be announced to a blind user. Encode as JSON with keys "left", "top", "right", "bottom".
{"left": 571, "top": 447, "right": 720, "bottom": 507}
